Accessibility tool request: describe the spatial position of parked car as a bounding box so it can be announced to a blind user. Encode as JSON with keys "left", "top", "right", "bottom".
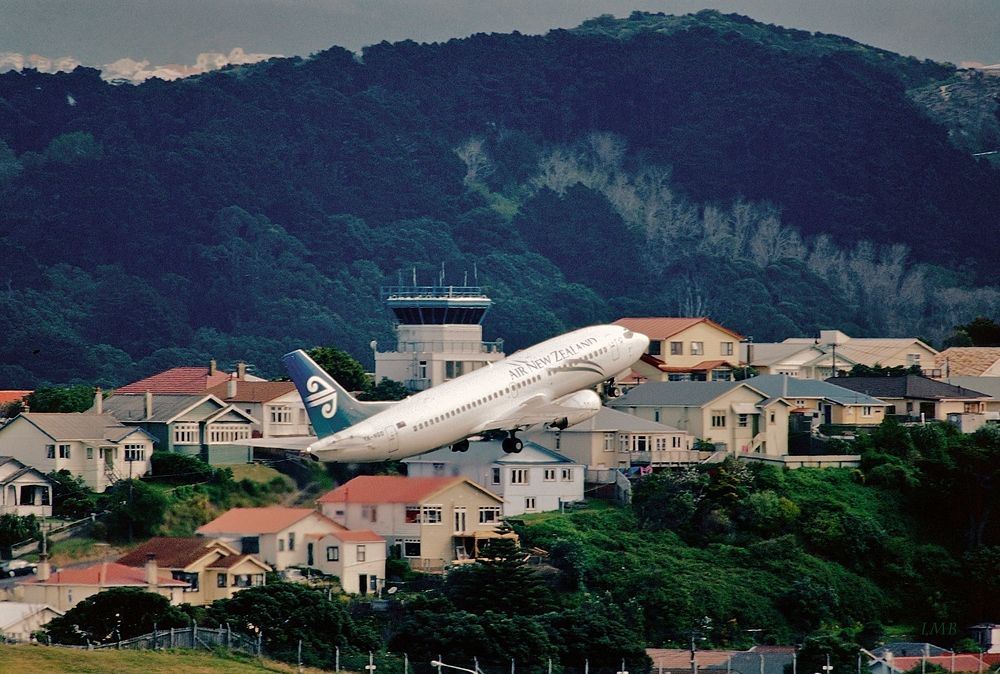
{"left": 1, "top": 560, "right": 37, "bottom": 577}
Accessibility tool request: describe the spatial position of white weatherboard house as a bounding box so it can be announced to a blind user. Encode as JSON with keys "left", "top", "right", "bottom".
{"left": 0, "top": 602, "right": 62, "bottom": 641}
{"left": 403, "top": 440, "right": 584, "bottom": 515}
{"left": 0, "top": 456, "right": 56, "bottom": 516}
{"left": 0, "top": 413, "right": 156, "bottom": 492}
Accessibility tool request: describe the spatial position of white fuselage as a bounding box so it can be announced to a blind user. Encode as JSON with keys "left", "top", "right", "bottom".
{"left": 309, "top": 325, "right": 648, "bottom": 461}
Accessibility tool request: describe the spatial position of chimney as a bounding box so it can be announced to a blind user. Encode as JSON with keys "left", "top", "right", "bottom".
{"left": 145, "top": 390, "right": 153, "bottom": 420}
{"left": 99, "top": 561, "right": 107, "bottom": 588}
{"left": 145, "top": 553, "right": 158, "bottom": 590}
{"left": 94, "top": 387, "right": 102, "bottom": 415}
{"left": 209, "top": 359, "right": 217, "bottom": 376}
{"left": 227, "top": 374, "right": 238, "bottom": 399}
{"left": 237, "top": 361, "right": 246, "bottom": 379}
{"left": 37, "top": 552, "right": 50, "bottom": 581}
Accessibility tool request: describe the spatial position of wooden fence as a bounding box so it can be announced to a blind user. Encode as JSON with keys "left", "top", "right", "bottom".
{"left": 90, "top": 624, "right": 262, "bottom": 656}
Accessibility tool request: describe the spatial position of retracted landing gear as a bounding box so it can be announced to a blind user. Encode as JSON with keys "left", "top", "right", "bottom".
{"left": 451, "top": 439, "right": 470, "bottom": 452}
{"left": 501, "top": 431, "right": 523, "bottom": 454}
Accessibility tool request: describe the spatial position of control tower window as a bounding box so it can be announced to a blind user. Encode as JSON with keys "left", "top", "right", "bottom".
{"left": 446, "top": 361, "right": 464, "bottom": 379}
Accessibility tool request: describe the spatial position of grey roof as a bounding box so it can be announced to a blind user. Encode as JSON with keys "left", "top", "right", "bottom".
{"left": 403, "top": 440, "right": 578, "bottom": 466}
{"left": 871, "top": 644, "right": 950, "bottom": 658}
{"left": 708, "top": 652, "right": 794, "bottom": 674}
{"left": 609, "top": 380, "right": 750, "bottom": 408}
{"left": 12, "top": 413, "right": 136, "bottom": 443}
{"left": 101, "top": 393, "right": 219, "bottom": 423}
{"left": 826, "top": 375, "right": 990, "bottom": 401}
{"left": 746, "top": 374, "right": 887, "bottom": 406}
{"left": 559, "top": 406, "right": 683, "bottom": 433}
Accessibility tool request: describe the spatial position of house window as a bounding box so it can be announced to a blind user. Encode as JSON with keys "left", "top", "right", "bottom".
{"left": 691, "top": 342, "right": 704, "bottom": 356}
{"left": 357, "top": 545, "right": 366, "bottom": 562}
{"left": 174, "top": 423, "right": 198, "bottom": 444}
{"left": 454, "top": 507, "right": 466, "bottom": 533}
{"left": 445, "top": 361, "right": 464, "bottom": 379}
{"left": 863, "top": 406, "right": 873, "bottom": 417}
{"left": 218, "top": 574, "right": 228, "bottom": 588}
{"left": 670, "top": 341, "right": 683, "bottom": 355}
{"left": 405, "top": 506, "right": 421, "bottom": 524}
{"left": 965, "top": 402, "right": 983, "bottom": 414}
{"left": 491, "top": 468, "right": 501, "bottom": 485}
{"left": 604, "top": 433, "right": 615, "bottom": 451}
{"left": 278, "top": 538, "right": 285, "bottom": 551}
{"left": 362, "top": 505, "right": 377, "bottom": 522}
{"left": 721, "top": 342, "right": 734, "bottom": 356}
{"left": 40, "top": 487, "right": 50, "bottom": 506}
{"left": 620, "top": 435, "right": 629, "bottom": 452}
{"left": 525, "top": 497, "right": 536, "bottom": 512}
{"left": 208, "top": 423, "right": 249, "bottom": 444}
{"left": 672, "top": 436, "right": 682, "bottom": 448}
{"left": 233, "top": 574, "right": 261, "bottom": 587}
{"left": 422, "top": 506, "right": 442, "bottom": 524}
{"left": 544, "top": 469, "right": 556, "bottom": 482}
{"left": 46, "top": 445, "right": 55, "bottom": 459}
{"left": 770, "top": 412, "right": 776, "bottom": 423}
{"left": 655, "top": 437, "right": 666, "bottom": 451}
{"left": 654, "top": 410, "right": 660, "bottom": 422}
{"left": 327, "top": 546, "right": 340, "bottom": 561}
{"left": 370, "top": 575, "right": 378, "bottom": 591}
{"left": 795, "top": 400, "right": 806, "bottom": 408}
{"left": 907, "top": 353, "right": 921, "bottom": 365}
{"left": 403, "top": 540, "right": 421, "bottom": 557}
{"left": 479, "top": 507, "right": 501, "bottom": 524}
{"left": 288, "top": 532, "right": 295, "bottom": 551}
{"left": 711, "top": 370, "right": 732, "bottom": 381}
{"left": 738, "top": 414, "right": 748, "bottom": 428}
{"left": 433, "top": 462, "right": 445, "bottom": 476}
{"left": 711, "top": 411, "right": 726, "bottom": 428}
{"left": 269, "top": 406, "right": 292, "bottom": 424}
{"left": 172, "top": 571, "right": 199, "bottom": 592}
{"left": 241, "top": 537, "right": 260, "bottom": 554}
{"left": 86, "top": 447, "right": 94, "bottom": 460}
{"left": 561, "top": 469, "right": 573, "bottom": 481}
{"left": 418, "top": 361, "right": 427, "bottom": 379}
{"left": 58, "top": 444, "right": 71, "bottom": 459}
{"left": 124, "top": 444, "right": 145, "bottom": 462}
{"left": 648, "top": 341, "right": 662, "bottom": 356}
{"left": 510, "top": 469, "right": 529, "bottom": 485}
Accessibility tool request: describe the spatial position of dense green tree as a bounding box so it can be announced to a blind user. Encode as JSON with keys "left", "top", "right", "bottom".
{"left": 307, "top": 345, "right": 371, "bottom": 392}
{"left": 358, "top": 377, "right": 412, "bottom": 401}
{"left": 0, "top": 513, "right": 40, "bottom": 556}
{"left": 778, "top": 577, "right": 839, "bottom": 636}
{"left": 43, "top": 587, "right": 188, "bottom": 645}
{"left": 953, "top": 316, "right": 1000, "bottom": 346}
{"left": 845, "top": 363, "right": 923, "bottom": 377}
{"left": 100, "top": 479, "right": 169, "bottom": 542}
{"left": 47, "top": 469, "right": 98, "bottom": 519}
{"left": 24, "top": 385, "right": 96, "bottom": 413}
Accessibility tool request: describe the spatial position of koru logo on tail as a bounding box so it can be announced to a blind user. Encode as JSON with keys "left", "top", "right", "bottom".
{"left": 305, "top": 376, "right": 338, "bottom": 418}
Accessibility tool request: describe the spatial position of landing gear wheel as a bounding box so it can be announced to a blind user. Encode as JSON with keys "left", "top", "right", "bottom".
{"left": 452, "top": 439, "right": 470, "bottom": 452}
{"left": 605, "top": 382, "right": 620, "bottom": 398}
{"left": 501, "top": 434, "right": 524, "bottom": 454}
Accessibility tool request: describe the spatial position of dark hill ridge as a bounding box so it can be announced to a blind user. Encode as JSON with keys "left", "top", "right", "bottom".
{"left": 0, "top": 11, "right": 997, "bottom": 387}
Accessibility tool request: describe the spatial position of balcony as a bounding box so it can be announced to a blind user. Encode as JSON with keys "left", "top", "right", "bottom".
{"left": 376, "top": 340, "right": 504, "bottom": 354}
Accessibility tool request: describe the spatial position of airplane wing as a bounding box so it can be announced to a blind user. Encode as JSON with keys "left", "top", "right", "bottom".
{"left": 247, "top": 436, "right": 318, "bottom": 451}
{"left": 471, "top": 390, "right": 602, "bottom": 433}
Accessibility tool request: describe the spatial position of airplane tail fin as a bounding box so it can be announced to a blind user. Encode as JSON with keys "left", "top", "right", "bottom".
{"left": 283, "top": 349, "right": 394, "bottom": 438}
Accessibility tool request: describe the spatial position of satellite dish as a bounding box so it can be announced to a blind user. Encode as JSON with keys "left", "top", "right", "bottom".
{"left": 387, "top": 586, "right": 398, "bottom": 595}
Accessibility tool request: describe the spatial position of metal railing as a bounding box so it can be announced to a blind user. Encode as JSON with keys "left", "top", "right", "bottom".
{"left": 378, "top": 340, "right": 505, "bottom": 354}
{"left": 381, "top": 286, "right": 488, "bottom": 300}
{"left": 91, "top": 624, "right": 261, "bottom": 655}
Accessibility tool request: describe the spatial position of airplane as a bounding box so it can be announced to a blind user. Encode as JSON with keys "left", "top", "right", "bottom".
{"left": 282, "top": 324, "right": 649, "bottom": 462}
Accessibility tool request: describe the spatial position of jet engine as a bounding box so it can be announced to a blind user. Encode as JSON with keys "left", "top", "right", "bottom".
{"left": 547, "top": 389, "right": 602, "bottom": 430}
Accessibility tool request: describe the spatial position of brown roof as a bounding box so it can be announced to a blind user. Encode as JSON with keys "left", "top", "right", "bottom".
{"left": 23, "top": 562, "right": 188, "bottom": 587}
{"left": 891, "top": 655, "right": 984, "bottom": 672}
{"left": 0, "top": 391, "right": 31, "bottom": 405}
{"left": 935, "top": 347, "right": 1000, "bottom": 377}
{"left": 116, "top": 537, "right": 233, "bottom": 569}
{"left": 647, "top": 650, "right": 739, "bottom": 669}
{"left": 207, "top": 553, "right": 270, "bottom": 570}
{"left": 640, "top": 355, "right": 733, "bottom": 373}
{"left": 117, "top": 367, "right": 233, "bottom": 394}
{"left": 615, "top": 317, "right": 744, "bottom": 341}
{"left": 323, "top": 529, "right": 385, "bottom": 543}
{"left": 196, "top": 507, "right": 345, "bottom": 535}
{"left": 204, "top": 380, "right": 297, "bottom": 403}
{"left": 318, "top": 476, "right": 466, "bottom": 504}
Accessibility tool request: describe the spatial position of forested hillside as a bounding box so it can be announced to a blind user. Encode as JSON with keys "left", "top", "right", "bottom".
{"left": 1, "top": 10, "right": 998, "bottom": 387}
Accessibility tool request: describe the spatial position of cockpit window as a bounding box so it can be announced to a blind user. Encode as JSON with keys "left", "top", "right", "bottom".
{"left": 623, "top": 330, "right": 634, "bottom": 338}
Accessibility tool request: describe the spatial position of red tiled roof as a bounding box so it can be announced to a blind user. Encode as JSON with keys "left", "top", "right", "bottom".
{"left": 116, "top": 537, "right": 231, "bottom": 569}
{"left": 647, "top": 650, "right": 738, "bottom": 669}
{"left": 23, "top": 562, "right": 188, "bottom": 587}
{"left": 196, "top": 507, "right": 345, "bottom": 535}
{"left": 891, "top": 655, "right": 985, "bottom": 672}
{"left": 0, "top": 391, "right": 31, "bottom": 405}
{"left": 116, "top": 367, "right": 233, "bottom": 394}
{"left": 318, "top": 476, "right": 464, "bottom": 504}
{"left": 204, "top": 380, "right": 296, "bottom": 403}
{"left": 615, "top": 317, "right": 744, "bottom": 341}
{"left": 325, "top": 529, "right": 385, "bottom": 543}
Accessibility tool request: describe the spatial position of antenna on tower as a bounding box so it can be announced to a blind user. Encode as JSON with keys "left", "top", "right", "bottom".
{"left": 464, "top": 271, "right": 468, "bottom": 285}
{"left": 439, "top": 262, "right": 445, "bottom": 286}
{"left": 412, "top": 267, "right": 417, "bottom": 286}
{"left": 474, "top": 262, "right": 479, "bottom": 285}
{"left": 398, "top": 270, "right": 402, "bottom": 286}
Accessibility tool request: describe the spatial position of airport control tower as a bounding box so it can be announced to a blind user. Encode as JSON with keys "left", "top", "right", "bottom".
{"left": 374, "top": 284, "right": 505, "bottom": 391}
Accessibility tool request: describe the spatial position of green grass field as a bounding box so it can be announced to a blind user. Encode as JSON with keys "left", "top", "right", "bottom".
{"left": 220, "top": 464, "right": 295, "bottom": 489}
{"left": 0, "top": 644, "right": 330, "bottom": 673}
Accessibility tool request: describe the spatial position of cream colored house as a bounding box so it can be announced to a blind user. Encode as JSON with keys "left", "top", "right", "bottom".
{"left": 526, "top": 407, "right": 699, "bottom": 470}
{"left": 784, "top": 331, "right": 939, "bottom": 376}
{"left": 744, "top": 375, "right": 887, "bottom": 427}
{"left": 613, "top": 317, "right": 743, "bottom": 382}
{"left": 115, "top": 537, "right": 269, "bottom": 606}
{"left": 318, "top": 476, "right": 509, "bottom": 573}
{"left": 740, "top": 342, "right": 858, "bottom": 380}
{"left": 203, "top": 379, "right": 311, "bottom": 439}
{"left": 0, "top": 457, "right": 55, "bottom": 517}
{"left": 195, "top": 507, "right": 350, "bottom": 571}
{"left": 0, "top": 602, "right": 62, "bottom": 641}
{"left": 828, "top": 375, "right": 991, "bottom": 427}
{"left": 308, "top": 529, "right": 386, "bottom": 595}
{"left": 16, "top": 560, "right": 189, "bottom": 611}
{"left": 608, "top": 381, "right": 790, "bottom": 456}
{"left": 0, "top": 413, "right": 156, "bottom": 492}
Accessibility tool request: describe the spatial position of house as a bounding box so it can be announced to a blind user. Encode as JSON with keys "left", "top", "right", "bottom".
{"left": 318, "top": 476, "right": 511, "bottom": 572}
{"left": 786, "top": 331, "right": 939, "bottom": 376}
{"left": 526, "top": 406, "right": 699, "bottom": 470}
{"left": 17, "top": 559, "right": 189, "bottom": 611}
{"left": 115, "top": 537, "right": 270, "bottom": 606}
{"left": 740, "top": 342, "right": 857, "bottom": 380}
{"left": 945, "top": 377, "right": 1000, "bottom": 414}
{"left": 203, "top": 379, "right": 310, "bottom": 438}
{"left": 0, "top": 413, "right": 156, "bottom": 492}
{"left": 403, "top": 440, "right": 585, "bottom": 515}
{"left": 608, "top": 381, "right": 790, "bottom": 456}
{"left": 827, "top": 376, "right": 991, "bottom": 429}
{"left": 98, "top": 393, "right": 257, "bottom": 465}
{"left": 968, "top": 624, "right": 1000, "bottom": 653}
{"left": 115, "top": 360, "right": 262, "bottom": 395}
{"left": 307, "top": 529, "right": 387, "bottom": 595}
{"left": 744, "top": 375, "right": 888, "bottom": 428}
{"left": 935, "top": 347, "right": 1000, "bottom": 378}
{"left": 195, "top": 507, "right": 350, "bottom": 571}
{"left": 0, "top": 457, "right": 55, "bottom": 516}
{"left": 613, "top": 317, "right": 743, "bottom": 382}
{"left": 0, "top": 602, "right": 62, "bottom": 641}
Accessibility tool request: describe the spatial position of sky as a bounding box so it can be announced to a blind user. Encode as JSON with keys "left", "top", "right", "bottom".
{"left": 1, "top": 0, "right": 998, "bottom": 69}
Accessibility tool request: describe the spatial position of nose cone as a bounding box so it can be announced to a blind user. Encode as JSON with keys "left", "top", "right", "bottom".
{"left": 633, "top": 331, "right": 650, "bottom": 354}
